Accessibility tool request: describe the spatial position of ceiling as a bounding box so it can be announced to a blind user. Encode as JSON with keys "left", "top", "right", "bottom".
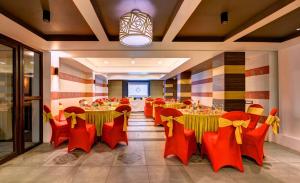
{"left": 0, "top": 0, "right": 299, "bottom": 42}
{"left": 91, "top": 0, "right": 182, "bottom": 41}
{"left": 74, "top": 57, "right": 189, "bottom": 74}
{"left": 238, "top": 7, "right": 300, "bottom": 42}
{"left": 0, "top": 0, "right": 96, "bottom": 40}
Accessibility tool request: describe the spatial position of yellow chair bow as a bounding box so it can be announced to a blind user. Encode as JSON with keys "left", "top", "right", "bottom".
{"left": 160, "top": 115, "right": 185, "bottom": 137}
{"left": 113, "top": 110, "right": 130, "bottom": 131}
{"left": 266, "top": 115, "right": 280, "bottom": 134}
{"left": 219, "top": 118, "right": 250, "bottom": 144}
{"left": 247, "top": 107, "right": 264, "bottom": 116}
{"left": 64, "top": 112, "right": 86, "bottom": 128}
{"left": 43, "top": 112, "right": 52, "bottom": 123}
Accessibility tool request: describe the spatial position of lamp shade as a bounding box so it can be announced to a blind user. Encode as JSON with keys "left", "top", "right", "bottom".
{"left": 120, "top": 10, "right": 152, "bottom": 47}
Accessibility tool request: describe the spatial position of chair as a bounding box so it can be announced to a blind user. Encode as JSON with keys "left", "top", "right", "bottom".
{"left": 102, "top": 105, "right": 132, "bottom": 149}
{"left": 201, "top": 111, "right": 250, "bottom": 172}
{"left": 183, "top": 99, "right": 192, "bottom": 108}
{"left": 241, "top": 108, "right": 279, "bottom": 166}
{"left": 153, "top": 100, "right": 166, "bottom": 126}
{"left": 64, "top": 106, "right": 96, "bottom": 153}
{"left": 246, "top": 104, "right": 264, "bottom": 130}
{"left": 120, "top": 98, "right": 130, "bottom": 105}
{"left": 144, "top": 98, "right": 154, "bottom": 118}
{"left": 43, "top": 105, "right": 69, "bottom": 147}
{"left": 155, "top": 98, "right": 164, "bottom": 101}
{"left": 160, "top": 108, "right": 197, "bottom": 165}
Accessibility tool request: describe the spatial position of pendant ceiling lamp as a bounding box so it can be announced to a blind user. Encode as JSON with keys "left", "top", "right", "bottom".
{"left": 119, "top": 9, "right": 153, "bottom": 47}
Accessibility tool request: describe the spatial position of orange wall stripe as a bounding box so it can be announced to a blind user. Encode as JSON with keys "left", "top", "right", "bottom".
{"left": 245, "top": 66, "right": 269, "bottom": 77}
{"left": 95, "top": 83, "right": 108, "bottom": 87}
{"left": 59, "top": 72, "right": 94, "bottom": 84}
{"left": 51, "top": 92, "right": 108, "bottom": 99}
{"left": 245, "top": 91, "right": 269, "bottom": 99}
{"left": 192, "top": 78, "right": 212, "bottom": 85}
{"left": 191, "top": 92, "right": 213, "bottom": 97}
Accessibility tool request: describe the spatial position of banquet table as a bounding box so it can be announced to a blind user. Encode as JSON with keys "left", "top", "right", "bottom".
{"left": 85, "top": 108, "right": 114, "bottom": 136}
{"left": 164, "top": 102, "right": 184, "bottom": 109}
{"left": 180, "top": 110, "right": 221, "bottom": 143}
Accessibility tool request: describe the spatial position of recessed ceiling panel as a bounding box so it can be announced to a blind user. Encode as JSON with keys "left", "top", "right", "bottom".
{"left": 238, "top": 7, "right": 300, "bottom": 42}
{"left": 0, "top": 0, "right": 97, "bottom": 40}
{"left": 74, "top": 58, "right": 189, "bottom": 73}
{"left": 174, "top": 0, "right": 288, "bottom": 42}
{"left": 91, "top": 0, "right": 183, "bottom": 41}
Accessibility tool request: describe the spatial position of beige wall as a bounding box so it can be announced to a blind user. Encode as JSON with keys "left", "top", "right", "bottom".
{"left": 150, "top": 80, "right": 164, "bottom": 98}
{"left": 274, "top": 43, "right": 300, "bottom": 152}
{"left": 108, "top": 80, "right": 123, "bottom": 98}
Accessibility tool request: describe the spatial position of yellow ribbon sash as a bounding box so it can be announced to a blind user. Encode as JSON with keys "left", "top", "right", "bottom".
{"left": 247, "top": 107, "right": 264, "bottom": 116}
{"left": 113, "top": 110, "right": 130, "bottom": 131}
{"left": 160, "top": 115, "right": 185, "bottom": 137}
{"left": 64, "top": 112, "right": 86, "bottom": 128}
{"left": 266, "top": 115, "right": 280, "bottom": 134}
{"left": 43, "top": 112, "right": 53, "bottom": 123}
{"left": 219, "top": 118, "right": 250, "bottom": 144}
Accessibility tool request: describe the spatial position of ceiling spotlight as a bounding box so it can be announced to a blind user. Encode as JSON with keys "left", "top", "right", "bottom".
{"left": 0, "top": 61, "right": 6, "bottom": 65}
{"left": 158, "top": 61, "right": 162, "bottom": 64}
{"left": 131, "top": 60, "right": 135, "bottom": 64}
{"left": 43, "top": 10, "right": 50, "bottom": 23}
{"left": 221, "top": 12, "right": 228, "bottom": 24}
{"left": 103, "top": 61, "right": 109, "bottom": 64}
{"left": 296, "top": 27, "right": 300, "bottom": 31}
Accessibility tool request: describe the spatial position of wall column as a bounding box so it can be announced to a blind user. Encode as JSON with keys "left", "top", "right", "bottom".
{"left": 212, "top": 52, "right": 246, "bottom": 111}
{"left": 177, "top": 71, "right": 191, "bottom": 102}
{"left": 164, "top": 78, "right": 176, "bottom": 99}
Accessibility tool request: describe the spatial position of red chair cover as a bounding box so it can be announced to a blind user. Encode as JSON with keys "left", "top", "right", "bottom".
{"left": 182, "top": 99, "right": 192, "bottom": 108}
{"left": 241, "top": 108, "right": 278, "bottom": 166}
{"left": 120, "top": 98, "right": 130, "bottom": 105}
{"left": 102, "top": 105, "right": 132, "bottom": 149}
{"left": 44, "top": 105, "right": 69, "bottom": 147}
{"left": 64, "top": 106, "right": 96, "bottom": 153}
{"left": 153, "top": 100, "right": 166, "bottom": 126}
{"left": 201, "top": 111, "right": 250, "bottom": 172}
{"left": 155, "top": 98, "right": 164, "bottom": 101}
{"left": 161, "top": 108, "right": 197, "bottom": 165}
{"left": 144, "top": 98, "right": 154, "bottom": 118}
{"left": 246, "top": 104, "right": 264, "bottom": 130}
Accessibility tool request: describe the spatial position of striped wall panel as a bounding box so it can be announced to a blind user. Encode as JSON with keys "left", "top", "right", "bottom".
{"left": 212, "top": 52, "right": 246, "bottom": 111}
{"left": 164, "top": 79, "right": 177, "bottom": 99}
{"left": 177, "top": 71, "right": 191, "bottom": 102}
{"left": 191, "top": 68, "right": 213, "bottom": 107}
{"left": 245, "top": 53, "right": 270, "bottom": 116}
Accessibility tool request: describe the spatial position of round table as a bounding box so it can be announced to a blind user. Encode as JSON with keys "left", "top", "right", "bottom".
{"left": 85, "top": 109, "right": 114, "bottom": 136}
{"left": 181, "top": 111, "right": 221, "bottom": 143}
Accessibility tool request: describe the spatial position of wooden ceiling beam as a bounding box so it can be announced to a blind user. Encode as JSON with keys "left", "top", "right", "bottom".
{"left": 162, "top": 0, "right": 202, "bottom": 43}
{"left": 73, "top": 0, "right": 109, "bottom": 43}
{"left": 225, "top": 0, "right": 300, "bottom": 42}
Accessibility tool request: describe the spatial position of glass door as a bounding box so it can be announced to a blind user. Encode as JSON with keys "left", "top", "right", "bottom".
{"left": 22, "top": 48, "right": 42, "bottom": 150}
{"left": 0, "top": 43, "right": 15, "bottom": 160}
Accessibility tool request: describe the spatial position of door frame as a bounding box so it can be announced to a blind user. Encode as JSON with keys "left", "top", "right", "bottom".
{"left": 0, "top": 34, "right": 43, "bottom": 164}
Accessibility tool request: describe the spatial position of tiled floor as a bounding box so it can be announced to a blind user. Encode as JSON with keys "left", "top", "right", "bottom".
{"left": 1, "top": 112, "right": 300, "bottom": 183}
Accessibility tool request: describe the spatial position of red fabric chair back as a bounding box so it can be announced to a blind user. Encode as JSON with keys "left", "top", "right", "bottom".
{"left": 217, "top": 111, "right": 250, "bottom": 146}
{"left": 160, "top": 108, "right": 185, "bottom": 142}
{"left": 64, "top": 106, "right": 87, "bottom": 129}
{"left": 120, "top": 98, "right": 130, "bottom": 104}
{"left": 155, "top": 98, "right": 164, "bottom": 101}
{"left": 183, "top": 99, "right": 192, "bottom": 106}
{"left": 43, "top": 105, "right": 55, "bottom": 129}
{"left": 113, "top": 105, "right": 131, "bottom": 129}
{"left": 246, "top": 104, "right": 264, "bottom": 129}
